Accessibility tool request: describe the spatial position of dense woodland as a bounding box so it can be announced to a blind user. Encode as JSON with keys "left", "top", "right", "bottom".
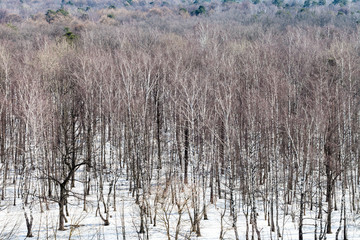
{"left": 1, "top": 0, "right": 360, "bottom": 239}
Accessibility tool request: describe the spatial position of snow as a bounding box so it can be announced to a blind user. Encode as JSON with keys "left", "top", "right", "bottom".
{"left": 1, "top": 171, "right": 360, "bottom": 240}
{"left": 0, "top": 142, "right": 359, "bottom": 240}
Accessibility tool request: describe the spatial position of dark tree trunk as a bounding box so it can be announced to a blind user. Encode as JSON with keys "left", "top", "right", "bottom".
{"left": 184, "top": 122, "right": 189, "bottom": 184}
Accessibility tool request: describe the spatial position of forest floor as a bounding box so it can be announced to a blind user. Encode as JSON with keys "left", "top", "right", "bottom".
{"left": 1, "top": 170, "right": 360, "bottom": 240}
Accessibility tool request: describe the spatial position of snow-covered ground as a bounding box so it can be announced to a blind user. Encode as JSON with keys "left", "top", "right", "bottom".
{"left": 1, "top": 170, "right": 360, "bottom": 240}
{"left": 0, "top": 135, "right": 358, "bottom": 239}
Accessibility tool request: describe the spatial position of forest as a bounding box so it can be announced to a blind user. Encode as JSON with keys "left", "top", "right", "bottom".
{"left": 1, "top": 0, "right": 360, "bottom": 239}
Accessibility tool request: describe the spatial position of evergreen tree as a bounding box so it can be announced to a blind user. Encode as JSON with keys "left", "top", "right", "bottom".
{"left": 272, "top": 0, "right": 284, "bottom": 7}
{"left": 332, "top": 0, "right": 347, "bottom": 5}
{"left": 303, "top": 0, "right": 311, "bottom": 7}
